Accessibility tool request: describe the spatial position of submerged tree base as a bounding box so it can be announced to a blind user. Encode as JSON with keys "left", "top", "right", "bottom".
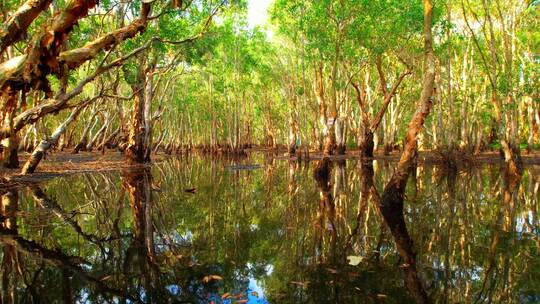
{"left": 1, "top": 149, "right": 538, "bottom": 180}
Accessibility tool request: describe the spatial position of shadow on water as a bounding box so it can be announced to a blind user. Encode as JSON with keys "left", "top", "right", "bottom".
{"left": 0, "top": 153, "right": 538, "bottom": 303}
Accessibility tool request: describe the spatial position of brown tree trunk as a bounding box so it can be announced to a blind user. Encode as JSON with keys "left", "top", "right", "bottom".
{"left": 142, "top": 67, "right": 154, "bottom": 161}
{"left": 1, "top": 134, "right": 19, "bottom": 168}
{"left": 0, "top": 189, "right": 18, "bottom": 303}
{"left": 379, "top": 1, "right": 436, "bottom": 303}
{"left": 351, "top": 65, "right": 409, "bottom": 158}
{"left": 313, "top": 157, "right": 337, "bottom": 255}
{"left": 0, "top": 3, "right": 153, "bottom": 147}
{"left": 125, "top": 86, "right": 146, "bottom": 164}
{"left": 0, "top": 0, "right": 99, "bottom": 90}
{"left": 1, "top": 91, "right": 19, "bottom": 168}
{"left": 358, "top": 129, "right": 374, "bottom": 159}
{"left": 121, "top": 167, "right": 158, "bottom": 292}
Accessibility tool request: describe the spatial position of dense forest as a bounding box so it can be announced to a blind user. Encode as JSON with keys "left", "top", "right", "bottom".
{"left": 0, "top": 0, "right": 537, "bottom": 174}
{"left": 0, "top": 1, "right": 538, "bottom": 303}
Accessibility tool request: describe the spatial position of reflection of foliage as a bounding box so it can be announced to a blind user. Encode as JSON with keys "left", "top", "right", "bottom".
{"left": 0, "top": 157, "right": 539, "bottom": 302}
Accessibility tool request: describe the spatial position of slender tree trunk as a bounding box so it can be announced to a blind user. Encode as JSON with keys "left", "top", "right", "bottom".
{"left": 379, "top": 1, "right": 435, "bottom": 302}
{"left": 86, "top": 116, "right": 109, "bottom": 151}
{"left": 2, "top": 133, "right": 19, "bottom": 169}
{"left": 335, "top": 117, "right": 346, "bottom": 154}
{"left": 315, "top": 65, "right": 335, "bottom": 155}
{"left": 0, "top": 189, "right": 18, "bottom": 303}
{"left": 324, "top": 119, "right": 337, "bottom": 155}
{"left": 22, "top": 101, "right": 88, "bottom": 174}
{"left": 125, "top": 56, "right": 153, "bottom": 164}
{"left": 73, "top": 107, "right": 98, "bottom": 153}
{"left": 288, "top": 115, "right": 297, "bottom": 156}
{"left": 1, "top": 90, "right": 19, "bottom": 168}
{"left": 142, "top": 67, "right": 154, "bottom": 161}
{"left": 126, "top": 87, "right": 146, "bottom": 164}
{"left": 98, "top": 127, "right": 120, "bottom": 150}
{"left": 352, "top": 60, "right": 409, "bottom": 158}
{"left": 460, "top": 44, "right": 471, "bottom": 148}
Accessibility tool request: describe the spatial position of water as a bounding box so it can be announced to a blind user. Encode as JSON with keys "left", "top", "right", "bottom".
{"left": 0, "top": 154, "right": 538, "bottom": 303}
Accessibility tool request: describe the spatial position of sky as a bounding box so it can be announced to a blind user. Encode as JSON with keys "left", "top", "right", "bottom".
{"left": 247, "top": 0, "right": 273, "bottom": 29}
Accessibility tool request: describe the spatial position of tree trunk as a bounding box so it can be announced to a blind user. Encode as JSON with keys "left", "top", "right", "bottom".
{"left": 379, "top": 1, "right": 435, "bottom": 302}
{"left": 351, "top": 64, "right": 409, "bottom": 158}
{"left": 358, "top": 128, "right": 374, "bottom": 159}
{"left": 335, "top": 117, "right": 346, "bottom": 155}
{"left": 73, "top": 112, "right": 98, "bottom": 154}
{"left": 1, "top": 92, "right": 19, "bottom": 168}
{"left": 98, "top": 127, "right": 120, "bottom": 150}
{"left": 142, "top": 68, "right": 154, "bottom": 161}
{"left": 2, "top": 134, "right": 19, "bottom": 168}
{"left": 323, "top": 120, "right": 336, "bottom": 155}
{"left": 125, "top": 87, "right": 146, "bottom": 164}
{"left": 288, "top": 117, "right": 296, "bottom": 156}
{"left": 0, "top": 0, "right": 99, "bottom": 92}
{"left": 526, "top": 96, "right": 535, "bottom": 150}
{"left": 22, "top": 101, "right": 88, "bottom": 174}
{"left": 86, "top": 117, "right": 109, "bottom": 151}
{"left": 121, "top": 167, "right": 157, "bottom": 286}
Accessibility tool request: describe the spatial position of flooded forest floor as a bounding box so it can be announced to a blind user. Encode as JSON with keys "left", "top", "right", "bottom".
{"left": 0, "top": 148, "right": 538, "bottom": 303}
{"left": 2, "top": 149, "right": 540, "bottom": 182}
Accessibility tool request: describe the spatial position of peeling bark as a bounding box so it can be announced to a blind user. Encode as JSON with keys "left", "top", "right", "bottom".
{"left": 0, "top": 0, "right": 52, "bottom": 53}
{"left": 0, "top": 38, "right": 154, "bottom": 142}
{"left": 0, "top": 0, "right": 98, "bottom": 91}
{"left": 125, "top": 61, "right": 147, "bottom": 164}
{"left": 59, "top": 18, "right": 150, "bottom": 70}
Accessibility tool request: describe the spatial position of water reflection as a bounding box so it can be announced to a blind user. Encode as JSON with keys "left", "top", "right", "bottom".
{"left": 0, "top": 154, "right": 538, "bottom": 303}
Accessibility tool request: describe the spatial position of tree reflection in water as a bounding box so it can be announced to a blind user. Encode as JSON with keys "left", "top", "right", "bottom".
{"left": 0, "top": 154, "right": 538, "bottom": 303}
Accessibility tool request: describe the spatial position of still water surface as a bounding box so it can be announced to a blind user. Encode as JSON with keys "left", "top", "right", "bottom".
{"left": 0, "top": 154, "right": 538, "bottom": 303}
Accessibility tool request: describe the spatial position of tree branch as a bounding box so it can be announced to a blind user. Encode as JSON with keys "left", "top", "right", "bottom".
{"left": 0, "top": 0, "right": 52, "bottom": 53}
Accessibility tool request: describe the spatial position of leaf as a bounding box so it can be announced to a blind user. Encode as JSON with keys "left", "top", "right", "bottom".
{"left": 326, "top": 268, "right": 338, "bottom": 274}
{"left": 99, "top": 275, "right": 112, "bottom": 281}
{"left": 399, "top": 263, "right": 411, "bottom": 268}
{"left": 347, "top": 255, "right": 363, "bottom": 266}
{"left": 202, "top": 274, "right": 223, "bottom": 283}
{"left": 290, "top": 281, "right": 309, "bottom": 288}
